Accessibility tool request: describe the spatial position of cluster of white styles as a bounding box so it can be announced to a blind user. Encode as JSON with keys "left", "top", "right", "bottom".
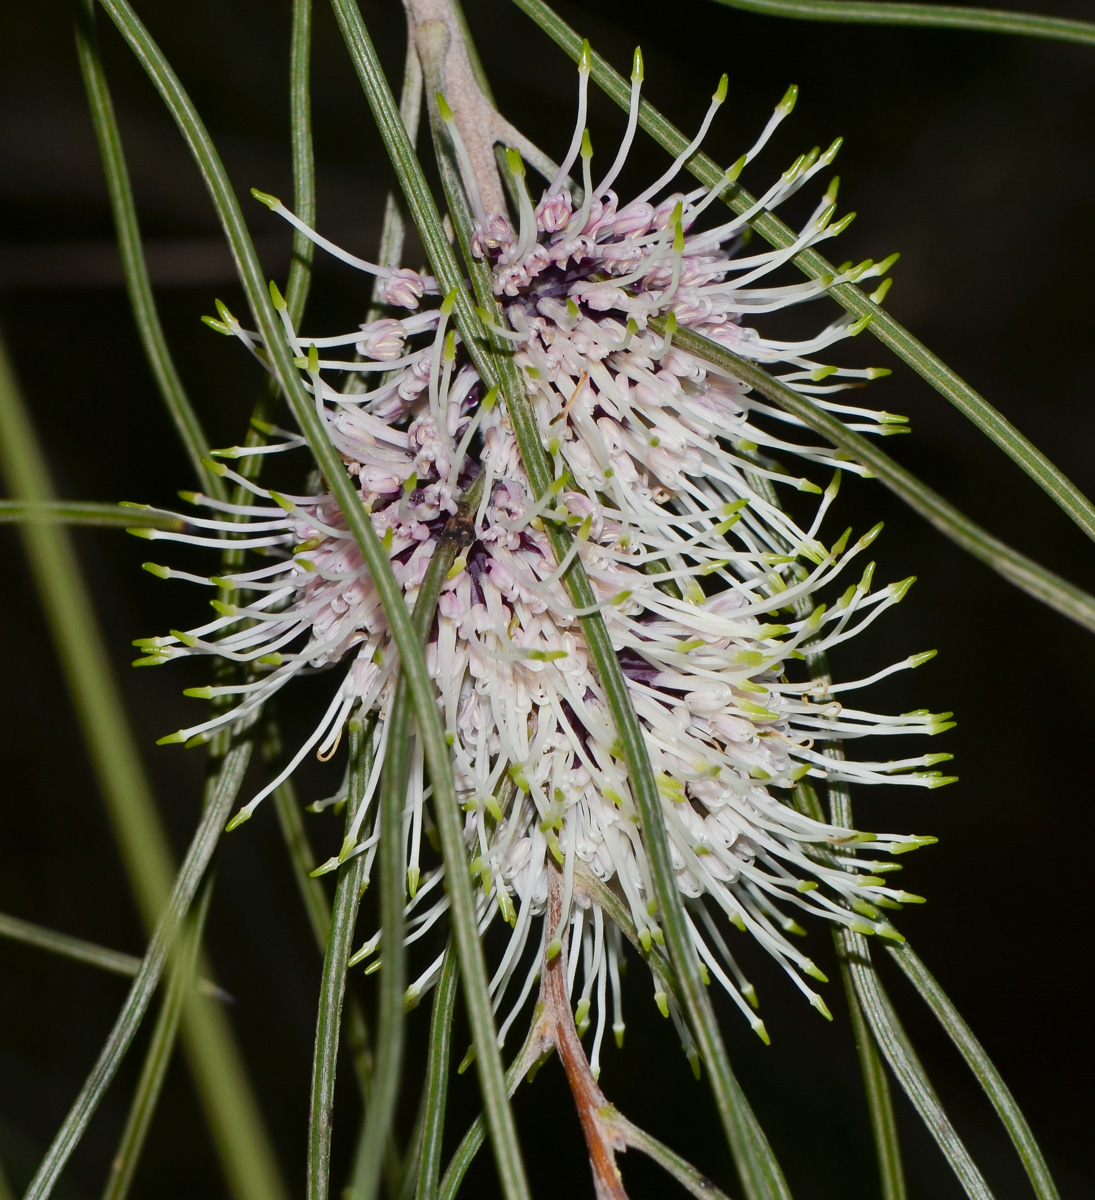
{"left": 131, "top": 47, "right": 953, "bottom": 1071}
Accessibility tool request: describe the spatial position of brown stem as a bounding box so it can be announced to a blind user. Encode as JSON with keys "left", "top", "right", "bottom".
{"left": 402, "top": 0, "right": 507, "bottom": 216}
{"left": 543, "top": 864, "right": 630, "bottom": 1200}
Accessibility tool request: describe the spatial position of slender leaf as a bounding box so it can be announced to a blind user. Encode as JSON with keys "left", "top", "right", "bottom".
{"left": 508, "top": 0, "right": 1095, "bottom": 547}
{"left": 0, "top": 329, "right": 284, "bottom": 1200}
{"left": 268, "top": 751, "right": 402, "bottom": 1197}
{"left": 101, "top": 881, "right": 215, "bottom": 1200}
{"left": 0, "top": 328, "right": 182, "bottom": 935}
{"left": 415, "top": 947, "right": 459, "bottom": 1200}
{"left": 664, "top": 319, "right": 1095, "bottom": 633}
{"left": 886, "top": 943, "right": 1060, "bottom": 1200}
{"left": 363, "top": 37, "right": 422, "bottom": 328}
{"left": 23, "top": 741, "right": 252, "bottom": 1200}
{"left": 74, "top": 0, "right": 223, "bottom": 500}
{"left": 286, "top": 0, "right": 316, "bottom": 320}
{"left": 705, "top": 0, "right": 1095, "bottom": 46}
{"left": 842, "top": 933, "right": 994, "bottom": 1200}
{"left": 308, "top": 721, "right": 374, "bottom": 1200}
{"left": 0, "top": 499, "right": 181, "bottom": 528}
{"left": 438, "top": 1025, "right": 547, "bottom": 1200}
{"left": 0, "top": 909, "right": 223, "bottom": 999}
{"left": 618, "top": 1117, "right": 737, "bottom": 1200}
{"left": 836, "top": 936, "right": 907, "bottom": 1200}
{"left": 350, "top": 501, "right": 474, "bottom": 1200}
{"left": 324, "top": 7, "right": 533, "bottom": 1198}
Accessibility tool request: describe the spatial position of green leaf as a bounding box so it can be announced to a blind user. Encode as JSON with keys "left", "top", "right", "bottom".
{"left": 268, "top": 748, "right": 403, "bottom": 1199}
{"left": 415, "top": 947, "right": 459, "bottom": 1200}
{"left": 363, "top": 38, "right": 423, "bottom": 330}
{"left": 92, "top": 0, "right": 458, "bottom": 947}
{"left": 0, "top": 327, "right": 284, "bottom": 1200}
{"left": 349, "top": 513, "right": 466, "bottom": 1200}
{"left": 663, "top": 319, "right": 1095, "bottom": 635}
{"left": 438, "top": 1023, "right": 548, "bottom": 1200}
{"left": 615, "top": 1115, "right": 736, "bottom": 1200}
{"left": 83, "top": 21, "right": 484, "bottom": 1198}
{"left": 509, "top": 0, "right": 1095, "bottom": 547}
{"left": 324, "top": 6, "right": 532, "bottom": 1198}
{"left": 843, "top": 935, "right": 995, "bottom": 1200}
{"left": 74, "top": 0, "right": 223, "bottom": 500}
{"left": 886, "top": 943, "right": 1060, "bottom": 1200}
{"left": 308, "top": 722, "right": 374, "bottom": 1200}
{"left": 838, "top": 959, "right": 906, "bottom": 1200}
{"left": 705, "top": 0, "right": 1095, "bottom": 47}
{"left": 23, "top": 742, "right": 253, "bottom": 1200}
{"left": 0, "top": 909, "right": 223, "bottom": 998}
{"left": 101, "top": 882, "right": 216, "bottom": 1200}
{"left": 0, "top": 499, "right": 183, "bottom": 528}
{"left": 285, "top": 0, "right": 316, "bottom": 323}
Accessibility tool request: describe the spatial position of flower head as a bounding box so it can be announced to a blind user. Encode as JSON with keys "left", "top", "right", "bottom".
{"left": 134, "top": 55, "right": 951, "bottom": 1066}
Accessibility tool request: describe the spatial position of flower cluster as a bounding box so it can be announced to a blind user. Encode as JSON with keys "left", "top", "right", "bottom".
{"left": 131, "top": 51, "right": 951, "bottom": 1069}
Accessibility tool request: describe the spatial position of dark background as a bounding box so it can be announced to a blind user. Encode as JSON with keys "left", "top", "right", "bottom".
{"left": 1, "top": 0, "right": 1093, "bottom": 1197}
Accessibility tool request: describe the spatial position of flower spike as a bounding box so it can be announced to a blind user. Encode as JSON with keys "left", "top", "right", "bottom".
{"left": 140, "top": 60, "right": 949, "bottom": 1056}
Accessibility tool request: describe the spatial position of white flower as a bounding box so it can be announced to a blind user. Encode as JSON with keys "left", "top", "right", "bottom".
{"left": 132, "top": 51, "right": 951, "bottom": 1069}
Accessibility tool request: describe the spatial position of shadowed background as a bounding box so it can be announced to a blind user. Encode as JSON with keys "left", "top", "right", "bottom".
{"left": 1, "top": 0, "right": 1093, "bottom": 1197}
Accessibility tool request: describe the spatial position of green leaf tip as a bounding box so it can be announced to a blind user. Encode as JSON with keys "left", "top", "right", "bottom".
{"left": 225, "top": 809, "right": 252, "bottom": 832}
{"left": 141, "top": 562, "right": 170, "bottom": 579}
{"left": 436, "top": 91, "right": 454, "bottom": 122}
{"left": 631, "top": 46, "right": 644, "bottom": 83}
{"left": 578, "top": 38, "right": 592, "bottom": 72}
{"left": 713, "top": 73, "right": 728, "bottom": 105}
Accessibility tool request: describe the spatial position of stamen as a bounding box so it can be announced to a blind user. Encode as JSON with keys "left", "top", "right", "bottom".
{"left": 548, "top": 39, "right": 592, "bottom": 195}
{"left": 437, "top": 93, "right": 489, "bottom": 227}
{"left": 594, "top": 47, "right": 644, "bottom": 199}
{"left": 631, "top": 72, "right": 728, "bottom": 206}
